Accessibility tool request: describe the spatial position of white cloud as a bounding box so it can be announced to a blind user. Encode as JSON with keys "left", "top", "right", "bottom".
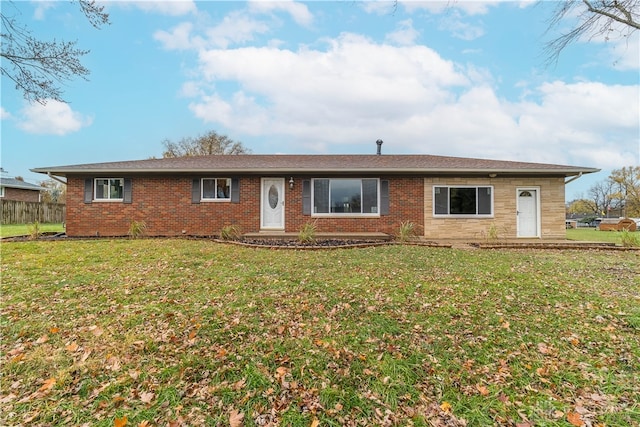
{"left": 116, "top": 0, "right": 197, "bottom": 16}
{"left": 154, "top": 11, "right": 272, "bottom": 50}
{"left": 16, "top": 100, "right": 92, "bottom": 135}
{"left": 205, "top": 10, "right": 271, "bottom": 49}
{"left": 32, "top": 0, "right": 55, "bottom": 20}
{"left": 190, "top": 33, "right": 469, "bottom": 133}
{"left": 385, "top": 19, "right": 420, "bottom": 46}
{"left": 154, "top": 22, "right": 201, "bottom": 50}
{"left": 400, "top": 0, "right": 501, "bottom": 16}
{"left": 438, "top": 11, "right": 485, "bottom": 40}
{"left": 248, "top": 0, "right": 313, "bottom": 27}
{"left": 608, "top": 33, "right": 639, "bottom": 71}
{"left": 182, "top": 33, "right": 637, "bottom": 171}
{"left": 1, "top": 107, "right": 12, "bottom": 120}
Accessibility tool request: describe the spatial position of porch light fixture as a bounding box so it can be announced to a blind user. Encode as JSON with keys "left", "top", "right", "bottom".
{"left": 289, "top": 177, "right": 294, "bottom": 189}
{"left": 489, "top": 173, "right": 497, "bottom": 178}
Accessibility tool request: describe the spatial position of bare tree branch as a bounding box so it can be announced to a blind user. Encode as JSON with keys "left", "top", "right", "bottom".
{"left": 544, "top": 0, "right": 639, "bottom": 65}
{"left": 0, "top": 0, "right": 109, "bottom": 104}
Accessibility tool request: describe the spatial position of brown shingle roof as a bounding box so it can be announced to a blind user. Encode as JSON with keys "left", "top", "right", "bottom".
{"left": 31, "top": 154, "right": 599, "bottom": 177}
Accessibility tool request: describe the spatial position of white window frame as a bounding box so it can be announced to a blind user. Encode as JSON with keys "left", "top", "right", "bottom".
{"left": 433, "top": 185, "right": 494, "bottom": 217}
{"left": 311, "top": 178, "right": 380, "bottom": 217}
{"left": 94, "top": 178, "right": 124, "bottom": 201}
{"left": 201, "top": 178, "right": 231, "bottom": 201}
{"left": 0, "top": 186, "right": 4, "bottom": 198}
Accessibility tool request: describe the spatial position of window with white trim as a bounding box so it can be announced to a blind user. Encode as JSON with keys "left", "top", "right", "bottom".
{"left": 434, "top": 186, "right": 493, "bottom": 216}
{"left": 0, "top": 186, "right": 4, "bottom": 198}
{"left": 95, "top": 178, "right": 124, "bottom": 200}
{"left": 202, "top": 178, "right": 231, "bottom": 200}
{"left": 312, "top": 178, "right": 379, "bottom": 215}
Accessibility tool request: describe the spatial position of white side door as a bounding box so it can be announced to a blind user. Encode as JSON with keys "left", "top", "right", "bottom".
{"left": 261, "top": 178, "right": 285, "bottom": 230}
{"left": 517, "top": 188, "right": 540, "bottom": 238}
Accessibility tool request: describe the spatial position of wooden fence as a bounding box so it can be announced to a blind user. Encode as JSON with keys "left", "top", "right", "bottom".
{"left": 0, "top": 200, "right": 66, "bottom": 224}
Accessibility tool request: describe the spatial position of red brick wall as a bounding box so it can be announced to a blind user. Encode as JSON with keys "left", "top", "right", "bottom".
{"left": 2, "top": 187, "right": 41, "bottom": 202}
{"left": 66, "top": 175, "right": 424, "bottom": 237}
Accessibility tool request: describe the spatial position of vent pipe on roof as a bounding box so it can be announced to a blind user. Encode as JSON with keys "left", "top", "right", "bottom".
{"left": 376, "top": 139, "right": 383, "bottom": 155}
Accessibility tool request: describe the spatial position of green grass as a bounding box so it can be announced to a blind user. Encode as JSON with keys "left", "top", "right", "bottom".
{"left": 1, "top": 240, "right": 639, "bottom": 426}
{"left": 566, "top": 227, "right": 636, "bottom": 244}
{"left": 0, "top": 223, "right": 65, "bottom": 238}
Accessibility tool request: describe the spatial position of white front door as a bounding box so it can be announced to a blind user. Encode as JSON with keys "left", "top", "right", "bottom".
{"left": 261, "top": 178, "right": 285, "bottom": 230}
{"left": 517, "top": 188, "right": 540, "bottom": 238}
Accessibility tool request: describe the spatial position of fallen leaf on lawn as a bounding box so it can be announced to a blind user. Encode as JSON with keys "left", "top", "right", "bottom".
{"left": 567, "top": 411, "right": 585, "bottom": 426}
{"left": 114, "top": 416, "right": 127, "bottom": 427}
{"left": 81, "top": 349, "right": 92, "bottom": 362}
{"left": 11, "top": 353, "right": 25, "bottom": 363}
{"left": 139, "top": 391, "right": 154, "bottom": 404}
{"left": 229, "top": 409, "right": 244, "bottom": 427}
{"left": 476, "top": 384, "right": 489, "bottom": 396}
{"left": 38, "top": 377, "right": 56, "bottom": 392}
{"left": 310, "top": 417, "right": 320, "bottom": 427}
{"left": 188, "top": 330, "right": 197, "bottom": 340}
{"left": 137, "top": 421, "right": 150, "bottom": 427}
{"left": 35, "top": 335, "right": 49, "bottom": 344}
{"left": 66, "top": 342, "right": 79, "bottom": 352}
{"left": 276, "top": 366, "right": 288, "bottom": 377}
{"left": 90, "top": 326, "right": 104, "bottom": 337}
{"left": 537, "top": 342, "right": 551, "bottom": 355}
{"left": 49, "top": 327, "right": 60, "bottom": 334}
{"left": 440, "top": 401, "right": 452, "bottom": 412}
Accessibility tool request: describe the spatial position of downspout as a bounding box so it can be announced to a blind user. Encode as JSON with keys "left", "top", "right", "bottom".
{"left": 564, "top": 172, "right": 583, "bottom": 185}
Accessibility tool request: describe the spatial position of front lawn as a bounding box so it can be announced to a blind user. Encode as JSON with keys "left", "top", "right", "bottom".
{"left": 1, "top": 240, "right": 639, "bottom": 426}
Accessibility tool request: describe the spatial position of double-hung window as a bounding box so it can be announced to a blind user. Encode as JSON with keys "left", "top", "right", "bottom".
{"left": 434, "top": 186, "right": 493, "bottom": 216}
{"left": 201, "top": 178, "right": 231, "bottom": 201}
{"left": 95, "top": 178, "right": 124, "bottom": 201}
{"left": 312, "top": 178, "right": 379, "bottom": 215}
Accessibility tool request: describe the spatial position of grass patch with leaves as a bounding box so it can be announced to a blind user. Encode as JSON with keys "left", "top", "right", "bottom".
{"left": 1, "top": 240, "right": 639, "bottom": 426}
{"left": 0, "top": 223, "right": 65, "bottom": 238}
{"left": 566, "top": 227, "right": 638, "bottom": 245}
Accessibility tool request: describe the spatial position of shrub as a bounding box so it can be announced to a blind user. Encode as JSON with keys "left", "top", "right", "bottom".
{"left": 620, "top": 229, "right": 640, "bottom": 247}
{"left": 27, "top": 221, "right": 41, "bottom": 240}
{"left": 220, "top": 225, "right": 241, "bottom": 241}
{"left": 128, "top": 220, "right": 147, "bottom": 239}
{"left": 397, "top": 221, "right": 418, "bottom": 242}
{"left": 298, "top": 221, "right": 317, "bottom": 244}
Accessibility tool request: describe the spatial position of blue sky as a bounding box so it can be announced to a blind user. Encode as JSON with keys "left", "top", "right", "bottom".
{"left": 1, "top": 0, "right": 638, "bottom": 201}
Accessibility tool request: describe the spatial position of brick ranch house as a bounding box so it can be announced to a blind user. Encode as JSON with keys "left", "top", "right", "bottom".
{"left": 32, "top": 153, "right": 599, "bottom": 240}
{"left": 0, "top": 176, "right": 43, "bottom": 202}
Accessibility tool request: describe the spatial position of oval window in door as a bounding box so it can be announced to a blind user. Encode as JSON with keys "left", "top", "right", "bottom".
{"left": 268, "top": 185, "right": 279, "bottom": 209}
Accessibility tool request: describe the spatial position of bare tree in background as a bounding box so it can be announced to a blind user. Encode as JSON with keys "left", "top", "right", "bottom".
{"left": 1, "top": 0, "right": 109, "bottom": 104}
{"left": 161, "top": 131, "right": 252, "bottom": 157}
{"left": 545, "top": 0, "right": 640, "bottom": 64}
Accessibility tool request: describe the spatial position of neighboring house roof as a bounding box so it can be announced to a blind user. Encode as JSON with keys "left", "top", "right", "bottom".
{"left": 31, "top": 154, "right": 600, "bottom": 177}
{"left": 0, "top": 176, "right": 43, "bottom": 191}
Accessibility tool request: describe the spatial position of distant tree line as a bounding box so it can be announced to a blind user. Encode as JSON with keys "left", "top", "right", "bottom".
{"left": 567, "top": 166, "right": 640, "bottom": 218}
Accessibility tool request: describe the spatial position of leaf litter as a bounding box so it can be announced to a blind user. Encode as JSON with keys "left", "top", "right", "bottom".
{"left": 1, "top": 240, "right": 638, "bottom": 426}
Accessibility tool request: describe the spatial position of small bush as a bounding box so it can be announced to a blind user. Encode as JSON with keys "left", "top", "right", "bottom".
{"left": 620, "top": 229, "right": 640, "bottom": 247}
{"left": 128, "top": 220, "right": 147, "bottom": 239}
{"left": 298, "top": 221, "right": 317, "bottom": 244}
{"left": 27, "top": 221, "right": 41, "bottom": 240}
{"left": 397, "top": 221, "right": 418, "bottom": 242}
{"left": 220, "top": 225, "right": 241, "bottom": 241}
